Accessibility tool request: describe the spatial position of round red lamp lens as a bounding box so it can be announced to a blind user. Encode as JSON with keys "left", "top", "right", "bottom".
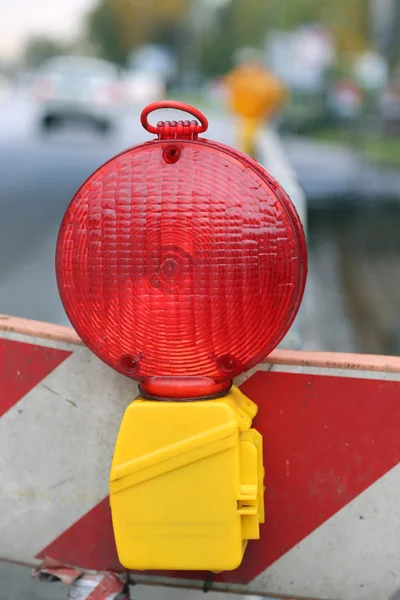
{"left": 56, "top": 107, "right": 307, "bottom": 399}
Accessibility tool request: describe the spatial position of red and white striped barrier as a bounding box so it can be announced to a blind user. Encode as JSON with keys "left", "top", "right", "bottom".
{"left": 1, "top": 315, "right": 400, "bottom": 600}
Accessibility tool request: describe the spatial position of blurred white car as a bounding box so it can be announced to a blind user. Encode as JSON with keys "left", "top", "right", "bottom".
{"left": 33, "top": 56, "right": 123, "bottom": 134}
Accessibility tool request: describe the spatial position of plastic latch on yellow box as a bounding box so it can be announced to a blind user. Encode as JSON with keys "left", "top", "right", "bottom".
{"left": 110, "top": 386, "right": 265, "bottom": 572}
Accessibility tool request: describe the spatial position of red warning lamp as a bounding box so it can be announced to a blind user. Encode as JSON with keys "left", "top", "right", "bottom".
{"left": 56, "top": 101, "right": 307, "bottom": 399}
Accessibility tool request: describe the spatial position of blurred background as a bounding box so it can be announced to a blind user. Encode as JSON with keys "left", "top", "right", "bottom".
{"left": 1, "top": 1, "right": 400, "bottom": 598}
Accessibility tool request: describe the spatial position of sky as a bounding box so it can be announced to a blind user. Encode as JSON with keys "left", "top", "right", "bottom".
{"left": 0, "top": 0, "right": 93, "bottom": 61}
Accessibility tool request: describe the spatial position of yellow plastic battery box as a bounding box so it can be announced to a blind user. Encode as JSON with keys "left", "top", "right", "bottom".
{"left": 110, "top": 386, "right": 264, "bottom": 572}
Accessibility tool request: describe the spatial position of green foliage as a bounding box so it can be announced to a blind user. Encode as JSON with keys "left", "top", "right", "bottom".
{"left": 198, "top": 0, "right": 343, "bottom": 77}
{"left": 87, "top": 1, "right": 125, "bottom": 64}
{"left": 84, "top": 0, "right": 388, "bottom": 77}
{"left": 309, "top": 127, "right": 400, "bottom": 169}
{"left": 200, "top": 3, "right": 236, "bottom": 76}
{"left": 23, "top": 36, "right": 67, "bottom": 68}
{"left": 86, "top": 0, "right": 189, "bottom": 66}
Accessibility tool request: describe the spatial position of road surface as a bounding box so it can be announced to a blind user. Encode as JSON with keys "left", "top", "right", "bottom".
{"left": 283, "top": 134, "right": 400, "bottom": 204}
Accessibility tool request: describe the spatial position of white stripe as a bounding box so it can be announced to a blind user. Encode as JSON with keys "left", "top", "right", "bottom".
{"left": 0, "top": 348, "right": 136, "bottom": 563}
{"left": 133, "top": 466, "right": 400, "bottom": 599}
{"left": 0, "top": 329, "right": 77, "bottom": 351}
{"left": 250, "top": 463, "right": 400, "bottom": 600}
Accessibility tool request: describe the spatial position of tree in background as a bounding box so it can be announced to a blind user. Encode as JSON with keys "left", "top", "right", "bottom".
{"left": 199, "top": 1, "right": 239, "bottom": 77}
{"left": 86, "top": 0, "right": 189, "bottom": 65}
{"left": 200, "top": 0, "right": 372, "bottom": 76}
{"left": 88, "top": 2, "right": 122, "bottom": 64}
{"left": 85, "top": 0, "right": 399, "bottom": 78}
{"left": 200, "top": 0, "right": 269, "bottom": 77}
{"left": 23, "top": 36, "right": 68, "bottom": 69}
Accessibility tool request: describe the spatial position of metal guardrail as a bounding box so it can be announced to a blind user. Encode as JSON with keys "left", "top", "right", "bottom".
{"left": 257, "top": 127, "right": 308, "bottom": 351}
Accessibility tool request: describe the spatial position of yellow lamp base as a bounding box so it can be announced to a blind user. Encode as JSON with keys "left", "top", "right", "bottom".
{"left": 110, "top": 386, "right": 264, "bottom": 572}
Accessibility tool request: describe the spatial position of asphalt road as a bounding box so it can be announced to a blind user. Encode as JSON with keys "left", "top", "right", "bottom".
{"left": 0, "top": 97, "right": 235, "bottom": 325}
{"left": 282, "top": 134, "right": 400, "bottom": 205}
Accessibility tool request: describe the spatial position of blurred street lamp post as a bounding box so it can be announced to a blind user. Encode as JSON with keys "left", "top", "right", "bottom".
{"left": 178, "top": 0, "right": 232, "bottom": 89}
{"left": 369, "top": 0, "right": 400, "bottom": 64}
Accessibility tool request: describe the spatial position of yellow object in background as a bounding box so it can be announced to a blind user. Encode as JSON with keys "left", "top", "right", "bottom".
{"left": 225, "top": 64, "right": 287, "bottom": 120}
{"left": 225, "top": 62, "right": 287, "bottom": 156}
{"left": 110, "top": 386, "right": 265, "bottom": 572}
{"left": 237, "top": 116, "right": 261, "bottom": 158}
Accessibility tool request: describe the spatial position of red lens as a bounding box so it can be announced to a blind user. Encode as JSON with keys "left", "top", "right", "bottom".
{"left": 56, "top": 139, "right": 307, "bottom": 398}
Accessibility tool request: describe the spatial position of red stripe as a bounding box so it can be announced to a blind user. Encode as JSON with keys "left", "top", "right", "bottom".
{"left": 37, "top": 371, "right": 400, "bottom": 584}
{"left": 232, "top": 371, "right": 400, "bottom": 582}
{"left": 36, "top": 497, "right": 120, "bottom": 571}
{"left": 87, "top": 574, "right": 124, "bottom": 600}
{"left": 0, "top": 339, "right": 72, "bottom": 417}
